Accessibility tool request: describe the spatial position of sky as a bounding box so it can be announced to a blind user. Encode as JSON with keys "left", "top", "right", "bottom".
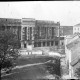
{"left": 0, "top": 1, "right": 80, "bottom": 26}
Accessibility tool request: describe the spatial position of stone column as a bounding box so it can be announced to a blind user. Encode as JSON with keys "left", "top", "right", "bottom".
{"left": 32, "top": 41, "right": 34, "bottom": 48}
{"left": 50, "top": 41, "right": 51, "bottom": 46}
{"left": 21, "top": 42, "right": 24, "bottom": 49}
{"left": 46, "top": 27, "right": 48, "bottom": 39}
{"left": 41, "top": 42, "right": 43, "bottom": 47}
{"left": 45, "top": 41, "right": 47, "bottom": 47}
{"left": 36, "top": 42, "right": 38, "bottom": 47}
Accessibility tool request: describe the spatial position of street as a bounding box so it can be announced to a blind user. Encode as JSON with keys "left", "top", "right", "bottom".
{"left": 1, "top": 62, "right": 55, "bottom": 80}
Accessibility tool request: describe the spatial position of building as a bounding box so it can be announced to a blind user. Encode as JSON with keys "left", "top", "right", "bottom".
{"left": 65, "top": 33, "right": 80, "bottom": 79}
{"left": 59, "top": 26, "right": 73, "bottom": 53}
{"left": 0, "top": 18, "right": 21, "bottom": 41}
{"left": 73, "top": 23, "right": 80, "bottom": 34}
{"left": 60, "top": 26, "right": 73, "bottom": 37}
{"left": 21, "top": 18, "right": 60, "bottom": 50}
{"left": 0, "top": 18, "right": 61, "bottom": 50}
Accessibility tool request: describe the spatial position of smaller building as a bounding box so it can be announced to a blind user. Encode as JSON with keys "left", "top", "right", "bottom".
{"left": 60, "top": 26, "right": 73, "bottom": 37}
{"left": 65, "top": 33, "right": 80, "bottom": 79}
{"left": 73, "top": 23, "right": 80, "bottom": 34}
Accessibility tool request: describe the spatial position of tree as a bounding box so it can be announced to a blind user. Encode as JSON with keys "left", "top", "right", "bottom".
{"left": 0, "top": 30, "right": 20, "bottom": 71}
{"left": 75, "top": 67, "right": 80, "bottom": 78}
{"left": 45, "top": 57, "right": 61, "bottom": 79}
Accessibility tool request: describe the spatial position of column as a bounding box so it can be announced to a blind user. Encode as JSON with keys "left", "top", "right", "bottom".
{"left": 50, "top": 41, "right": 51, "bottom": 46}
{"left": 32, "top": 41, "right": 34, "bottom": 48}
{"left": 32, "top": 27, "right": 34, "bottom": 40}
{"left": 54, "top": 41, "right": 55, "bottom": 46}
{"left": 41, "top": 42, "right": 43, "bottom": 47}
{"left": 45, "top": 41, "right": 47, "bottom": 47}
{"left": 21, "top": 42, "right": 24, "bottom": 49}
{"left": 21, "top": 26, "right": 23, "bottom": 49}
{"left": 36, "top": 42, "right": 38, "bottom": 47}
{"left": 46, "top": 27, "right": 48, "bottom": 39}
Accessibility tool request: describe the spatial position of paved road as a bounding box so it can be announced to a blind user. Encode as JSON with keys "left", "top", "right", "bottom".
{"left": 1, "top": 62, "right": 55, "bottom": 80}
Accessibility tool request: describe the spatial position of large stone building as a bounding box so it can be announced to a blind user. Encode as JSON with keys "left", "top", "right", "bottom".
{"left": 0, "top": 18, "right": 60, "bottom": 50}
{"left": 21, "top": 18, "right": 60, "bottom": 50}
{"left": 0, "top": 18, "right": 21, "bottom": 40}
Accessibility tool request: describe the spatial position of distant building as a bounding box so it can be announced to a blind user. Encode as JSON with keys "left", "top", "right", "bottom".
{"left": 73, "top": 23, "right": 80, "bottom": 34}
{"left": 60, "top": 26, "right": 73, "bottom": 37}
{"left": 59, "top": 26, "right": 73, "bottom": 51}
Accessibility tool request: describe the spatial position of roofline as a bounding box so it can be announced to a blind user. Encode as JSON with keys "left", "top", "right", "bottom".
{"left": 0, "top": 18, "right": 21, "bottom": 20}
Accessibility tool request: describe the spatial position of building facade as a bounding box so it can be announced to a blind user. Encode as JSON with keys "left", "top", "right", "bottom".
{"left": 21, "top": 18, "right": 60, "bottom": 50}
{"left": 65, "top": 34, "right": 80, "bottom": 79}
{"left": 0, "top": 18, "right": 21, "bottom": 41}
{"left": 60, "top": 26, "right": 73, "bottom": 37}
{"left": 73, "top": 23, "right": 80, "bottom": 34}
{"left": 0, "top": 18, "right": 60, "bottom": 50}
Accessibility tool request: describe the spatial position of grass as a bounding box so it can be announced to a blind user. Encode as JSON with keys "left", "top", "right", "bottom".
{"left": 13, "top": 55, "right": 55, "bottom": 66}
{"left": 1, "top": 55, "right": 61, "bottom": 80}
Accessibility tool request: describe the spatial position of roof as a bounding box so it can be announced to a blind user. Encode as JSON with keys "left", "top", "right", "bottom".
{"left": 36, "top": 20, "right": 60, "bottom": 27}
{"left": 74, "top": 23, "right": 80, "bottom": 27}
{"left": 70, "top": 56, "right": 79, "bottom": 66}
{"left": 66, "top": 35, "right": 80, "bottom": 66}
{"left": 0, "top": 18, "right": 21, "bottom": 26}
{"left": 66, "top": 36, "right": 80, "bottom": 49}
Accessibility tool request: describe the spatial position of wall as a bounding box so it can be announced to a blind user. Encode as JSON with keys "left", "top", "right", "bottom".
{"left": 73, "top": 25, "right": 80, "bottom": 34}
{"left": 60, "top": 26, "right": 73, "bottom": 36}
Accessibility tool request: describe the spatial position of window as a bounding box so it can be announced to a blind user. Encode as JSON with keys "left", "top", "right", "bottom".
{"left": 24, "top": 43, "right": 26, "bottom": 48}
{"left": 43, "top": 42, "right": 45, "bottom": 46}
{"left": 62, "top": 42, "right": 64, "bottom": 45}
{"left": 55, "top": 41, "right": 58, "bottom": 46}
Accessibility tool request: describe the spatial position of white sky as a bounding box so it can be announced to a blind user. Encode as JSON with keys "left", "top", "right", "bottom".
{"left": 0, "top": 1, "right": 80, "bottom": 26}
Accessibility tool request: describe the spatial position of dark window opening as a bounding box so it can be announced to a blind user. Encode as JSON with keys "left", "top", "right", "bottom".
{"left": 38, "top": 42, "right": 41, "bottom": 47}
{"left": 51, "top": 41, "right": 54, "bottom": 46}
{"left": 55, "top": 41, "right": 58, "bottom": 46}
{"left": 24, "top": 43, "right": 26, "bottom": 48}
{"left": 34, "top": 42, "right": 37, "bottom": 47}
{"left": 2, "top": 26, "right": 5, "bottom": 31}
{"left": 47, "top": 41, "right": 50, "bottom": 46}
{"left": 7, "top": 26, "right": 10, "bottom": 30}
{"left": 43, "top": 42, "right": 45, "bottom": 46}
{"left": 62, "top": 42, "right": 63, "bottom": 45}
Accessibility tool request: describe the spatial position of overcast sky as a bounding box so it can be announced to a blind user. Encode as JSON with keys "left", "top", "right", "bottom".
{"left": 0, "top": 1, "right": 80, "bottom": 26}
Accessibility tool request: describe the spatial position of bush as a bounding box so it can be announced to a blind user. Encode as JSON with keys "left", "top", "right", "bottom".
{"left": 75, "top": 67, "right": 80, "bottom": 78}
{"left": 45, "top": 57, "right": 61, "bottom": 77}
{"left": 0, "top": 30, "right": 20, "bottom": 71}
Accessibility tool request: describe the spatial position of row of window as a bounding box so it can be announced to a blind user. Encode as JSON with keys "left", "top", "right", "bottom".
{"left": 74, "top": 27, "right": 80, "bottom": 31}
{"left": 23, "top": 41, "right": 59, "bottom": 48}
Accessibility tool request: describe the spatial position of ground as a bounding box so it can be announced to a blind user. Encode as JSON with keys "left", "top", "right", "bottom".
{"left": 1, "top": 55, "right": 56, "bottom": 80}
{"left": 2, "top": 63, "right": 55, "bottom": 80}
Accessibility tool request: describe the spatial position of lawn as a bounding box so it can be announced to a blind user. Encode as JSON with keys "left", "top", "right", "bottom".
{"left": 14, "top": 55, "right": 55, "bottom": 66}
{"left": 1, "top": 55, "right": 61, "bottom": 80}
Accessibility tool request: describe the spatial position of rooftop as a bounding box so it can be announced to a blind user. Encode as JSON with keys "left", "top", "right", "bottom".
{"left": 74, "top": 23, "right": 80, "bottom": 27}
